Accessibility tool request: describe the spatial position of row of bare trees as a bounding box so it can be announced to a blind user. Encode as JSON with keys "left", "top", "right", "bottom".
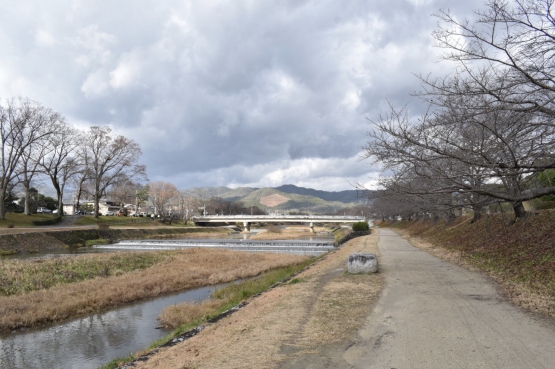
{"left": 137, "top": 183, "right": 252, "bottom": 221}
{"left": 363, "top": 0, "right": 555, "bottom": 221}
{"left": 0, "top": 98, "right": 146, "bottom": 219}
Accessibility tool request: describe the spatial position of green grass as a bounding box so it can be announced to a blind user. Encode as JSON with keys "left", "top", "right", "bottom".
{"left": 84, "top": 238, "right": 110, "bottom": 246}
{"left": 0, "top": 213, "right": 59, "bottom": 227}
{"left": 99, "top": 257, "right": 316, "bottom": 369}
{"left": 0, "top": 252, "right": 172, "bottom": 296}
{"left": 289, "top": 277, "right": 306, "bottom": 284}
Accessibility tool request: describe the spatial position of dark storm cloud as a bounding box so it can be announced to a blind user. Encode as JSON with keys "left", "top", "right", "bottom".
{"left": 0, "top": 0, "right": 484, "bottom": 190}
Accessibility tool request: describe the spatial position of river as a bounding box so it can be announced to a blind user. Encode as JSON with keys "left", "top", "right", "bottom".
{"left": 0, "top": 283, "right": 225, "bottom": 369}
{"left": 0, "top": 231, "right": 333, "bottom": 368}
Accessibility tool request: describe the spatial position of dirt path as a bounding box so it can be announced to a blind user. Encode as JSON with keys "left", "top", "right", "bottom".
{"left": 126, "top": 229, "right": 555, "bottom": 368}
{"left": 339, "top": 228, "right": 555, "bottom": 369}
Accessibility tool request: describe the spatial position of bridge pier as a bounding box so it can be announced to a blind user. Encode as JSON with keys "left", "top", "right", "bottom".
{"left": 243, "top": 222, "right": 251, "bottom": 233}
{"left": 309, "top": 222, "right": 314, "bottom": 233}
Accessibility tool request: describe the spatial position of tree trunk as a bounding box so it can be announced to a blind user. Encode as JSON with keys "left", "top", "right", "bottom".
{"left": 512, "top": 201, "right": 527, "bottom": 219}
{"left": 75, "top": 185, "right": 83, "bottom": 215}
{"left": 94, "top": 194, "right": 100, "bottom": 218}
{"left": 57, "top": 192, "right": 63, "bottom": 218}
{"left": 24, "top": 185, "right": 31, "bottom": 215}
{"left": 471, "top": 204, "right": 484, "bottom": 223}
{"left": 0, "top": 199, "right": 5, "bottom": 220}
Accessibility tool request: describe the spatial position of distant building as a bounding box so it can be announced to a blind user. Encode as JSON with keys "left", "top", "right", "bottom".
{"left": 76, "top": 199, "right": 122, "bottom": 214}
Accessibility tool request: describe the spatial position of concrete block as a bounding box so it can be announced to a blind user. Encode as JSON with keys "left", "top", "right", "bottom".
{"left": 348, "top": 252, "right": 378, "bottom": 274}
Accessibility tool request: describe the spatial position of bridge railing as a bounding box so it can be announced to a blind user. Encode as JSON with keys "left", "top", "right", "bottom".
{"left": 192, "top": 215, "right": 365, "bottom": 220}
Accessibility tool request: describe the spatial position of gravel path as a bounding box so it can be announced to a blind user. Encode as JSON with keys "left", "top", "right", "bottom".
{"left": 341, "top": 228, "right": 555, "bottom": 369}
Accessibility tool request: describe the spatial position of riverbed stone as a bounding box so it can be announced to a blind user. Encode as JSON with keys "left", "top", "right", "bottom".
{"left": 348, "top": 252, "right": 378, "bottom": 274}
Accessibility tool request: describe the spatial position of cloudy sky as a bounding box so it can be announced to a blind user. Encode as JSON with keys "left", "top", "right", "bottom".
{"left": 0, "top": 0, "right": 483, "bottom": 191}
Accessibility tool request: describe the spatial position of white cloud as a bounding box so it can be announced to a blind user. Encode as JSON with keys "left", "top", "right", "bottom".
{"left": 81, "top": 70, "right": 110, "bottom": 97}
{"left": 35, "top": 29, "right": 56, "bottom": 46}
{"left": 0, "top": 0, "right": 485, "bottom": 191}
{"left": 109, "top": 57, "right": 141, "bottom": 89}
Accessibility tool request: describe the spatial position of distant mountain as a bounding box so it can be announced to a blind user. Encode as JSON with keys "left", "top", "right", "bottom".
{"left": 184, "top": 184, "right": 367, "bottom": 213}
{"left": 275, "top": 184, "right": 360, "bottom": 204}
{"left": 220, "top": 187, "right": 259, "bottom": 202}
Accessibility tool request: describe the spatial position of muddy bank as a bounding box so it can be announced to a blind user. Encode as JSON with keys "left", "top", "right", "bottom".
{"left": 0, "top": 227, "right": 229, "bottom": 255}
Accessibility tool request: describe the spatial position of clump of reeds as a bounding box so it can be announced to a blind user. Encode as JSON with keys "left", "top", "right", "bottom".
{"left": 0, "top": 252, "right": 169, "bottom": 296}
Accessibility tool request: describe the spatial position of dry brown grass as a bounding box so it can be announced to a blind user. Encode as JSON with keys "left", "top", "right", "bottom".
{"left": 159, "top": 299, "right": 223, "bottom": 329}
{"left": 250, "top": 226, "right": 328, "bottom": 240}
{"left": 0, "top": 248, "right": 309, "bottom": 332}
{"left": 132, "top": 232, "right": 384, "bottom": 369}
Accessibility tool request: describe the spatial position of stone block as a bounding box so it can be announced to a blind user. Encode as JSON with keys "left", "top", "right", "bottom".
{"left": 348, "top": 252, "right": 378, "bottom": 274}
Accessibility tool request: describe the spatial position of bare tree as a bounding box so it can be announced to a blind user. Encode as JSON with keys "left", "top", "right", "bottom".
{"left": 149, "top": 181, "right": 178, "bottom": 216}
{"left": 84, "top": 126, "right": 146, "bottom": 218}
{"left": 70, "top": 147, "right": 91, "bottom": 214}
{"left": 40, "top": 123, "right": 81, "bottom": 215}
{"left": 420, "top": 0, "right": 555, "bottom": 123}
{"left": 364, "top": 97, "right": 555, "bottom": 219}
{"left": 0, "top": 98, "right": 58, "bottom": 219}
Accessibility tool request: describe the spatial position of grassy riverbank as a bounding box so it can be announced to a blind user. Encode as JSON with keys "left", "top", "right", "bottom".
{"left": 0, "top": 252, "right": 169, "bottom": 296}
{"left": 0, "top": 248, "right": 310, "bottom": 332}
{"left": 0, "top": 213, "right": 60, "bottom": 228}
{"left": 115, "top": 234, "right": 383, "bottom": 369}
{"left": 158, "top": 259, "right": 315, "bottom": 329}
{"left": 101, "top": 258, "right": 316, "bottom": 369}
{"left": 382, "top": 211, "right": 555, "bottom": 317}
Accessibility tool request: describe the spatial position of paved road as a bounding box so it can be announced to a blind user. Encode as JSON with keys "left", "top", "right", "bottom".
{"left": 343, "top": 228, "right": 555, "bottom": 369}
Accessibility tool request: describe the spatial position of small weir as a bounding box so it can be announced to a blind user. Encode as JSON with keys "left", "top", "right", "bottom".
{"left": 94, "top": 239, "right": 336, "bottom": 256}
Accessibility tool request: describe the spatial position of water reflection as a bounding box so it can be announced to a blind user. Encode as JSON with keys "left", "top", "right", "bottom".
{"left": 0, "top": 284, "right": 222, "bottom": 369}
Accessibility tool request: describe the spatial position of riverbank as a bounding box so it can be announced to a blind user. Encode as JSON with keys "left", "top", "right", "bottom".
{"left": 0, "top": 248, "right": 309, "bottom": 331}
{"left": 0, "top": 226, "right": 230, "bottom": 255}
{"left": 120, "top": 233, "right": 383, "bottom": 368}
{"left": 381, "top": 211, "right": 555, "bottom": 318}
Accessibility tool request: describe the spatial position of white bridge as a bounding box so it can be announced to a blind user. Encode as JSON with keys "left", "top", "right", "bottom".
{"left": 192, "top": 215, "right": 366, "bottom": 233}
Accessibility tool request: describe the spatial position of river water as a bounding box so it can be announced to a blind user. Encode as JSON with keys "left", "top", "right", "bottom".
{"left": 0, "top": 284, "right": 224, "bottom": 369}
{"left": 0, "top": 231, "right": 334, "bottom": 368}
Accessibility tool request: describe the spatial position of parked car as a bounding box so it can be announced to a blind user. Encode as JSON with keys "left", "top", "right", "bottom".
{"left": 103, "top": 211, "right": 115, "bottom": 216}
{"left": 139, "top": 212, "right": 148, "bottom": 217}
{"left": 75, "top": 210, "right": 85, "bottom": 215}
{"left": 37, "top": 207, "right": 52, "bottom": 214}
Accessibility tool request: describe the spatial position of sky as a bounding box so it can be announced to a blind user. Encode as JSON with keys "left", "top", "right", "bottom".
{"left": 0, "top": 0, "right": 484, "bottom": 192}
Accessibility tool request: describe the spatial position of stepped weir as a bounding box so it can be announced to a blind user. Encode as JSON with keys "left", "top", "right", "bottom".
{"left": 93, "top": 239, "right": 336, "bottom": 256}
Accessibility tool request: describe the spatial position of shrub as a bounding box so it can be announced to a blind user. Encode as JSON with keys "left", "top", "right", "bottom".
{"left": 352, "top": 221, "right": 369, "bottom": 231}
{"left": 32, "top": 217, "right": 63, "bottom": 226}
{"left": 6, "top": 224, "right": 14, "bottom": 228}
